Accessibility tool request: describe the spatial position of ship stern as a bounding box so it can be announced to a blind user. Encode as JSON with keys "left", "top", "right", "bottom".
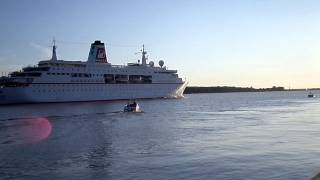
{"left": 0, "top": 87, "right": 29, "bottom": 104}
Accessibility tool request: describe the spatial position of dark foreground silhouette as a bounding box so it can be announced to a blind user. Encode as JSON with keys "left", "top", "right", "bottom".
{"left": 310, "top": 172, "right": 320, "bottom": 180}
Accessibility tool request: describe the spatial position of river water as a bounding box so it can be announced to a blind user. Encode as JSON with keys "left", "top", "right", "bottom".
{"left": 1, "top": 91, "right": 320, "bottom": 180}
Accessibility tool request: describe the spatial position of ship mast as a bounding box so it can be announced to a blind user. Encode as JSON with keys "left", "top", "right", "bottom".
{"left": 51, "top": 39, "right": 57, "bottom": 61}
{"left": 141, "top": 44, "right": 147, "bottom": 65}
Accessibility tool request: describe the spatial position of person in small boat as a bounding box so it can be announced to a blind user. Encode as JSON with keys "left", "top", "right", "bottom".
{"left": 127, "top": 101, "right": 137, "bottom": 107}
{"left": 124, "top": 100, "right": 138, "bottom": 112}
{"left": 131, "top": 101, "right": 137, "bottom": 107}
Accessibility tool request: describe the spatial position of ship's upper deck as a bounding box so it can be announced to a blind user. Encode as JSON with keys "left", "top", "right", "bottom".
{"left": 0, "top": 40, "right": 183, "bottom": 87}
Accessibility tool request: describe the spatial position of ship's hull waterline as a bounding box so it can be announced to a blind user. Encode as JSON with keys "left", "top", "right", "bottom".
{"left": 0, "top": 82, "right": 187, "bottom": 104}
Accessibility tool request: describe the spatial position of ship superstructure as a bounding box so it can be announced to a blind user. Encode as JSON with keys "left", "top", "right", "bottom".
{"left": 0, "top": 40, "right": 187, "bottom": 104}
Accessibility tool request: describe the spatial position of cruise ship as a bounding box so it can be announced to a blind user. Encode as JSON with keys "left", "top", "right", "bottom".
{"left": 0, "top": 40, "right": 187, "bottom": 104}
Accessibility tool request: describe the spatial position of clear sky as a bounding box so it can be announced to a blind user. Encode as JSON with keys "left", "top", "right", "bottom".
{"left": 1, "top": 0, "right": 320, "bottom": 88}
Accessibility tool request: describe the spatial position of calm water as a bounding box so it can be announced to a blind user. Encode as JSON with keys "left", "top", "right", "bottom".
{"left": 1, "top": 91, "right": 320, "bottom": 180}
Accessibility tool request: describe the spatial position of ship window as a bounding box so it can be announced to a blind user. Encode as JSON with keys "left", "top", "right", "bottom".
{"left": 129, "top": 75, "right": 141, "bottom": 84}
{"left": 141, "top": 75, "right": 152, "bottom": 83}
{"left": 32, "top": 72, "right": 42, "bottom": 77}
{"left": 115, "top": 74, "right": 128, "bottom": 84}
{"left": 104, "top": 74, "right": 115, "bottom": 83}
{"left": 23, "top": 66, "right": 50, "bottom": 72}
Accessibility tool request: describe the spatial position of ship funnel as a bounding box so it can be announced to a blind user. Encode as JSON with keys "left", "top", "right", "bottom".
{"left": 87, "top": 40, "right": 108, "bottom": 63}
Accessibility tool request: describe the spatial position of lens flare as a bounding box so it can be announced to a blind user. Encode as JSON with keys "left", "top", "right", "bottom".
{"left": 21, "top": 117, "right": 52, "bottom": 143}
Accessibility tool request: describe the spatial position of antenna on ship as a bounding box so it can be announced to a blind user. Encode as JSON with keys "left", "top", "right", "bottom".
{"left": 142, "top": 44, "right": 147, "bottom": 65}
{"left": 51, "top": 38, "right": 58, "bottom": 61}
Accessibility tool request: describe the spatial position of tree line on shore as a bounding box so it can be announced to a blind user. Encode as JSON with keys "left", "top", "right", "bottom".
{"left": 184, "top": 86, "right": 285, "bottom": 94}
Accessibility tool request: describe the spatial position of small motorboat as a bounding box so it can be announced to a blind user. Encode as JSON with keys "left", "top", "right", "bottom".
{"left": 308, "top": 92, "right": 315, "bottom": 98}
{"left": 124, "top": 101, "right": 141, "bottom": 112}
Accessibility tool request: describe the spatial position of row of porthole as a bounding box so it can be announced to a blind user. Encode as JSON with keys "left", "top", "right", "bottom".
{"left": 32, "top": 84, "right": 106, "bottom": 88}
{"left": 30, "top": 86, "right": 160, "bottom": 91}
{"left": 51, "top": 68, "right": 82, "bottom": 71}
{"left": 32, "top": 84, "right": 156, "bottom": 87}
{"left": 31, "top": 88, "right": 155, "bottom": 93}
{"left": 70, "top": 79, "right": 103, "bottom": 83}
{"left": 32, "top": 89, "right": 107, "bottom": 93}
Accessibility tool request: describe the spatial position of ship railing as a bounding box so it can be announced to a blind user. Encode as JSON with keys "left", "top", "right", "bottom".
{"left": 39, "top": 60, "right": 86, "bottom": 67}
{"left": 111, "top": 65, "right": 128, "bottom": 68}
{"left": 0, "top": 71, "right": 11, "bottom": 78}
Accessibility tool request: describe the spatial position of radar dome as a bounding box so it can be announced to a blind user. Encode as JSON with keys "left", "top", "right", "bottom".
{"left": 159, "top": 60, "right": 164, "bottom": 67}
{"left": 149, "top": 61, "right": 154, "bottom": 67}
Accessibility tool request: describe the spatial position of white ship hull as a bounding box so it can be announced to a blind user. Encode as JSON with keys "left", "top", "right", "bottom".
{"left": 0, "top": 82, "right": 187, "bottom": 104}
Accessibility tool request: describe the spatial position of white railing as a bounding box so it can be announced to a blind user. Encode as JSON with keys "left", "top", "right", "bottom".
{"left": 0, "top": 72, "right": 10, "bottom": 77}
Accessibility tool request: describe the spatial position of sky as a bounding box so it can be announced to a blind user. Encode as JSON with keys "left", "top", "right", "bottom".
{"left": 1, "top": 0, "right": 320, "bottom": 88}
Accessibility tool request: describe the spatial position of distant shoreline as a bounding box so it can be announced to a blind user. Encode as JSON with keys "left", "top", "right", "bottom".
{"left": 184, "top": 86, "right": 318, "bottom": 94}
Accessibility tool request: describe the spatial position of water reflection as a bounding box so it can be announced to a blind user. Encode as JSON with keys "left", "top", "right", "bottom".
{"left": 85, "top": 117, "right": 113, "bottom": 179}
{"left": 0, "top": 112, "right": 115, "bottom": 179}
{"left": 1, "top": 92, "right": 320, "bottom": 179}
